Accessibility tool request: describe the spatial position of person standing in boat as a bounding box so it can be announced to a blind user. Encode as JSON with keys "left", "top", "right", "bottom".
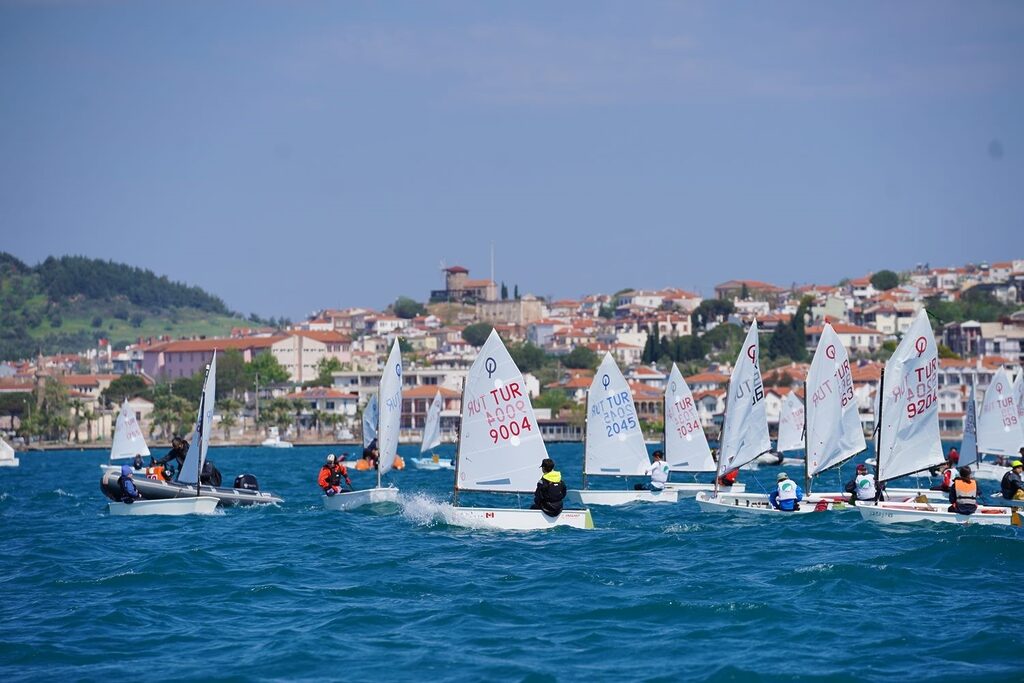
{"left": 1000, "top": 460, "right": 1024, "bottom": 501}
{"left": 769, "top": 472, "right": 803, "bottom": 511}
{"left": 531, "top": 457, "right": 567, "bottom": 516}
{"left": 155, "top": 435, "right": 189, "bottom": 475}
{"left": 636, "top": 450, "right": 669, "bottom": 491}
{"left": 117, "top": 464, "right": 143, "bottom": 504}
{"left": 844, "top": 463, "right": 878, "bottom": 504}
{"left": 318, "top": 453, "right": 352, "bottom": 496}
{"left": 948, "top": 466, "right": 982, "bottom": 515}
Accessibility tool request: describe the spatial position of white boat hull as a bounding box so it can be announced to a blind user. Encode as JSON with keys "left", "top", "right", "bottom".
{"left": 0, "top": 459, "right": 19, "bottom": 467}
{"left": 858, "top": 502, "right": 1021, "bottom": 526}
{"left": 663, "top": 482, "right": 746, "bottom": 497}
{"left": 261, "top": 441, "right": 293, "bottom": 448}
{"left": 565, "top": 488, "right": 679, "bottom": 506}
{"left": 108, "top": 497, "right": 220, "bottom": 516}
{"left": 410, "top": 457, "right": 454, "bottom": 471}
{"left": 447, "top": 506, "right": 594, "bottom": 530}
{"left": 323, "top": 487, "right": 400, "bottom": 511}
{"left": 695, "top": 491, "right": 836, "bottom": 514}
{"left": 972, "top": 462, "right": 1010, "bottom": 481}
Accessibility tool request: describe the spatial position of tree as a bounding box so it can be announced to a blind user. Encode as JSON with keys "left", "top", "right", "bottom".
{"left": 533, "top": 389, "right": 569, "bottom": 413}
{"left": 393, "top": 296, "right": 426, "bottom": 319}
{"left": 508, "top": 342, "right": 548, "bottom": 373}
{"left": 461, "top": 323, "right": 494, "bottom": 347}
{"left": 217, "top": 349, "right": 248, "bottom": 398}
{"left": 871, "top": 270, "right": 900, "bottom": 291}
{"left": 246, "top": 351, "right": 290, "bottom": 386}
{"left": 313, "top": 356, "right": 343, "bottom": 387}
{"left": 767, "top": 324, "right": 800, "bottom": 361}
{"left": 740, "top": 283, "right": 750, "bottom": 300}
{"left": 217, "top": 398, "right": 242, "bottom": 439}
{"left": 100, "top": 374, "right": 149, "bottom": 407}
{"left": 563, "top": 346, "right": 599, "bottom": 370}
{"left": 501, "top": 282, "right": 508, "bottom": 300}
{"left": 691, "top": 299, "right": 735, "bottom": 330}
{"left": 150, "top": 393, "right": 195, "bottom": 439}
{"left": 598, "top": 303, "right": 615, "bottom": 319}
{"left": 514, "top": 284, "right": 519, "bottom": 300}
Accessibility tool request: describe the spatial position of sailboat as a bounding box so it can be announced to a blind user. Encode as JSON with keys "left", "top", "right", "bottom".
{"left": 260, "top": 426, "right": 293, "bottom": 448}
{"left": 696, "top": 321, "right": 788, "bottom": 513}
{"left": 857, "top": 310, "right": 1019, "bottom": 526}
{"left": 410, "top": 391, "right": 453, "bottom": 470}
{"left": 0, "top": 435, "right": 19, "bottom": 467}
{"left": 101, "top": 353, "right": 284, "bottom": 507}
{"left": 107, "top": 362, "right": 219, "bottom": 515}
{"left": 448, "top": 329, "right": 593, "bottom": 530}
{"left": 773, "top": 391, "right": 806, "bottom": 467}
{"left": 324, "top": 341, "right": 403, "bottom": 510}
{"left": 566, "top": 353, "right": 679, "bottom": 505}
{"left": 661, "top": 364, "right": 745, "bottom": 496}
{"left": 970, "top": 368, "right": 1018, "bottom": 481}
{"left": 99, "top": 399, "right": 163, "bottom": 477}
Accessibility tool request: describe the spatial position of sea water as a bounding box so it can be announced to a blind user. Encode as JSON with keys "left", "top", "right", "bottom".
{"left": 1, "top": 443, "right": 1021, "bottom": 682}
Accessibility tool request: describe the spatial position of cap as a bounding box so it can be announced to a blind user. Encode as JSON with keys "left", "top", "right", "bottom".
{"left": 856, "top": 463, "right": 867, "bottom": 472}
{"left": 1012, "top": 460, "right": 1023, "bottom": 468}
{"left": 326, "top": 454, "right": 336, "bottom": 464}
{"left": 540, "top": 458, "right": 555, "bottom": 471}
{"left": 777, "top": 472, "right": 788, "bottom": 481}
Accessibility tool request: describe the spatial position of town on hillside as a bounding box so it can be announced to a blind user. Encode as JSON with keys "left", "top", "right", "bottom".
{"left": 2, "top": 260, "right": 1022, "bottom": 448}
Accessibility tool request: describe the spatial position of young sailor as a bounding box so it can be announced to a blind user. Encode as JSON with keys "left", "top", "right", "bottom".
{"left": 844, "top": 463, "right": 877, "bottom": 504}
{"left": 637, "top": 450, "right": 669, "bottom": 491}
{"left": 769, "top": 472, "right": 804, "bottom": 511}
{"left": 531, "top": 457, "right": 567, "bottom": 516}
{"left": 949, "top": 466, "right": 981, "bottom": 515}
{"left": 117, "top": 464, "right": 142, "bottom": 504}
{"left": 318, "top": 453, "right": 351, "bottom": 496}
{"left": 1000, "top": 460, "right": 1024, "bottom": 501}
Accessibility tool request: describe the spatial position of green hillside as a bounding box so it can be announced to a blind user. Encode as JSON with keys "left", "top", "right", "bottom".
{"left": 0, "top": 253, "right": 257, "bottom": 361}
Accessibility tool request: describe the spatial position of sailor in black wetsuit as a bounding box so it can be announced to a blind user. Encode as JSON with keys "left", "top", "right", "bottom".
{"left": 155, "top": 436, "right": 188, "bottom": 476}
{"left": 531, "top": 458, "right": 567, "bottom": 516}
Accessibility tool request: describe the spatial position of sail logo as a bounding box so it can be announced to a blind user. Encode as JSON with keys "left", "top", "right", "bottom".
{"left": 746, "top": 344, "right": 757, "bottom": 365}
{"left": 825, "top": 344, "right": 836, "bottom": 360}
{"left": 914, "top": 337, "right": 928, "bottom": 356}
{"left": 485, "top": 358, "right": 497, "bottom": 378}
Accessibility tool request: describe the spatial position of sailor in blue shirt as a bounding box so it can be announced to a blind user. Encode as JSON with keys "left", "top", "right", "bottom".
{"left": 769, "top": 472, "right": 803, "bottom": 511}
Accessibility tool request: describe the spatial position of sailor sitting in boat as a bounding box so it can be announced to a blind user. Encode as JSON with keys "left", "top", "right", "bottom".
{"left": 117, "top": 465, "right": 143, "bottom": 504}
{"left": 635, "top": 450, "right": 669, "bottom": 491}
{"left": 769, "top": 472, "right": 803, "bottom": 511}
{"left": 948, "top": 466, "right": 982, "bottom": 515}
{"left": 1000, "top": 460, "right": 1024, "bottom": 501}
{"left": 318, "top": 453, "right": 351, "bottom": 496}
{"left": 844, "top": 464, "right": 878, "bottom": 505}
{"left": 531, "top": 458, "right": 567, "bottom": 516}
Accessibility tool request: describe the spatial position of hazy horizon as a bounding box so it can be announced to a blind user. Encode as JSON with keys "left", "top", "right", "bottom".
{"left": 3, "top": 1, "right": 1021, "bottom": 318}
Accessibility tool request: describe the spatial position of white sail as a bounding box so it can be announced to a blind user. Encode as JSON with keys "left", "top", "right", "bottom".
{"left": 776, "top": 392, "right": 805, "bottom": 454}
{"left": 584, "top": 353, "right": 649, "bottom": 476}
{"left": 178, "top": 353, "right": 217, "bottom": 486}
{"left": 110, "top": 398, "right": 151, "bottom": 460}
{"left": 664, "top": 364, "right": 714, "bottom": 472}
{"left": 976, "top": 367, "right": 1020, "bottom": 457}
{"left": 420, "top": 391, "right": 443, "bottom": 453}
{"left": 377, "top": 341, "right": 403, "bottom": 475}
{"left": 877, "top": 310, "right": 943, "bottom": 482}
{"left": 805, "top": 323, "right": 865, "bottom": 477}
{"left": 457, "top": 329, "right": 548, "bottom": 493}
{"left": 960, "top": 384, "right": 979, "bottom": 468}
{"left": 362, "top": 394, "right": 378, "bottom": 448}
{"left": 717, "top": 321, "right": 771, "bottom": 475}
{"left": 0, "top": 437, "right": 15, "bottom": 463}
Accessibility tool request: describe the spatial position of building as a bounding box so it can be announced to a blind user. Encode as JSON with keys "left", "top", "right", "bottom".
{"left": 805, "top": 322, "right": 882, "bottom": 355}
{"left": 476, "top": 295, "right": 547, "bottom": 326}
{"left": 943, "top": 321, "right": 1024, "bottom": 361}
{"left": 270, "top": 331, "right": 352, "bottom": 383}
{"left": 430, "top": 266, "right": 498, "bottom": 303}
{"left": 714, "top": 280, "right": 787, "bottom": 305}
{"left": 142, "top": 336, "right": 281, "bottom": 380}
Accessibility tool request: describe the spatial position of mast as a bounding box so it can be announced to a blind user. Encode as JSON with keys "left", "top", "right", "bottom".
{"left": 714, "top": 380, "right": 731, "bottom": 494}
{"left": 582, "top": 402, "right": 589, "bottom": 491}
{"left": 802, "top": 382, "right": 810, "bottom": 495}
{"left": 874, "top": 367, "right": 885, "bottom": 498}
{"left": 452, "top": 378, "right": 466, "bottom": 507}
{"left": 376, "top": 378, "right": 383, "bottom": 490}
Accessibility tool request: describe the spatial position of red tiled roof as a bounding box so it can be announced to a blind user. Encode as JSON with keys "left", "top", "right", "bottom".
{"left": 401, "top": 385, "right": 461, "bottom": 399}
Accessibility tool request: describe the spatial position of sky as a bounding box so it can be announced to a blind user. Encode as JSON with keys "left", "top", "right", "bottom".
{"left": 1, "top": 1, "right": 1022, "bottom": 320}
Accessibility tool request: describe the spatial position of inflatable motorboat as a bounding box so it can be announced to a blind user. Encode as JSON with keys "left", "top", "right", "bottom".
{"left": 101, "top": 469, "right": 283, "bottom": 507}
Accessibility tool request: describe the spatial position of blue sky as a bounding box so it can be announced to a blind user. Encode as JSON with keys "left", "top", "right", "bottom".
{"left": 1, "top": 1, "right": 1021, "bottom": 319}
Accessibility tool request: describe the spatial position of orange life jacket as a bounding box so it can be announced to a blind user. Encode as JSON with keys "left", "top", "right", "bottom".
{"left": 952, "top": 478, "right": 977, "bottom": 504}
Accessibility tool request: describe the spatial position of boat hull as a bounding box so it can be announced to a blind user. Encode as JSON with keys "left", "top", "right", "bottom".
{"left": 565, "top": 488, "right": 679, "bottom": 506}
{"left": 0, "top": 459, "right": 19, "bottom": 467}
{"left": 663, "top": 482, "right": 746, "bottom": 497}
{"left": 695, "top": 491, "right": 836, "bottom": 514}
{"left": 322, "top": 487, "right": 400, "bottom": 511}
{"left": 447, "top": 506, "right": 594, "bottom": 530}
{"left": 972, "top": 462, "right": 1009, "bottom": 481}
{"left": 410, "top": 457, "right": 454, "bottom": 471}
{"left": 100, "top": 470, "right": 283, "bottom": 506}
{"left": 108, "top": 497, "right": 220, "bottom": 516}
{"left": 857, "top": 502, "right": 1021, "bottom": 526}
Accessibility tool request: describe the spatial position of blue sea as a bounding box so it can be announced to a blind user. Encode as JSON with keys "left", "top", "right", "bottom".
{"left": 1, "top": 442, "right": 1021, "bottom": 682}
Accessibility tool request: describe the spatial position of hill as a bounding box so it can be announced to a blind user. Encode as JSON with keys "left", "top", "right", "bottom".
{"left": 0, "top": 253, "right": 256, "bottom": 361}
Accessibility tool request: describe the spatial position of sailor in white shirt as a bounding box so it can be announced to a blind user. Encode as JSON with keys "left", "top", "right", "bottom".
{"left": 641, "top": 450, "right": 670, "bottom": 491}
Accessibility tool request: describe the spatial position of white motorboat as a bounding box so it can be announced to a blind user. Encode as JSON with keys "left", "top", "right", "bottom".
{"left": 108, "top": 497, "right": 219, "bottom": 516}
{"left": 261, "top": 426, "right": 293, "bottom": 448}
{"left": 324, "top": 342, "right": 402, "bottom": 511}
{"left": 0, "top": 436, "right": 19, "bottom": 467}
{"left": 448, "top": 330, "right": 593, "bottom": 530}
{"left": 410, "top": 455, "right": 454, "bottom": 470}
